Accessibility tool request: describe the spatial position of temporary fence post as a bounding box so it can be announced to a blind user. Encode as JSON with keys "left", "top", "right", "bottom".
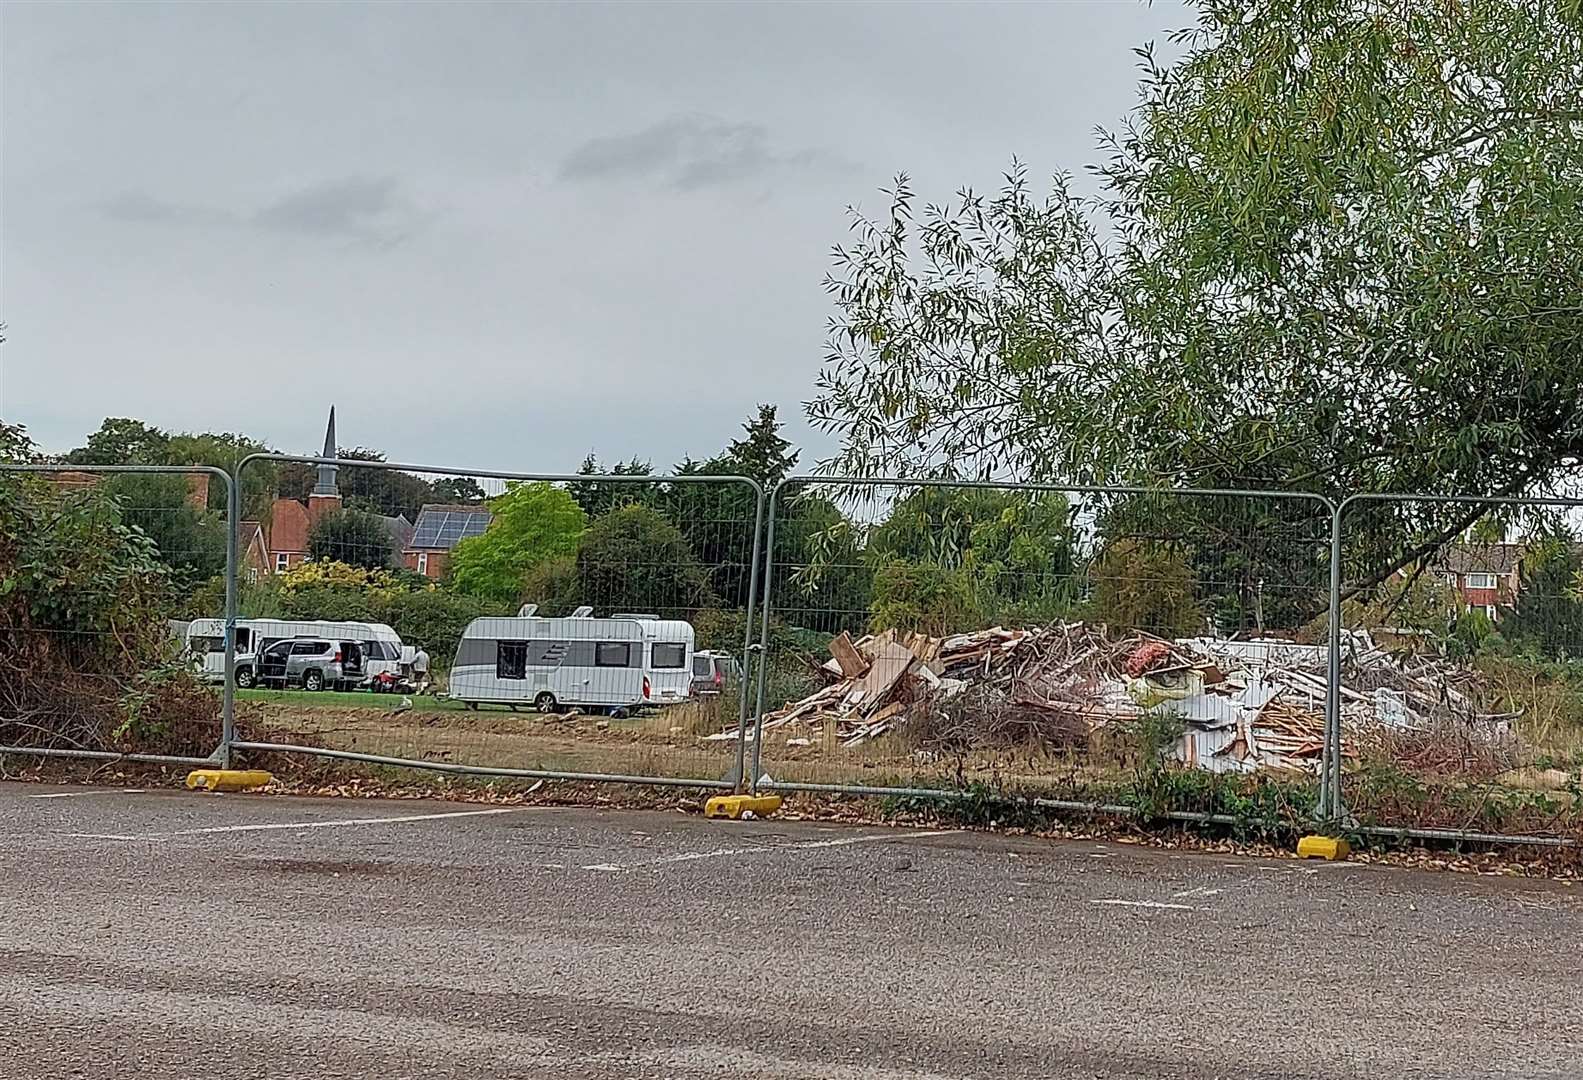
{"left": 1323, "top": 497, "right": 1348, "bottom": 817}
{"left": 220, "top": 464, "right": 240, "bottom": 770}
{"left": 731, "top": 480, "right": 767, "bottom": 793}
{"left": 1321, "top": 499, "right": 1346, "bottom": 823}
{"left": 748, "top": 480, "right": 785, "bottom": 796}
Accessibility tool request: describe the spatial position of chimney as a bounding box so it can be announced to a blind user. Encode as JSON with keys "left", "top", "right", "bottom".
{"left": 185, "top": 473, "right": 210, "bottom": 512}
{"left": 306, "top": 405, "right": 343, "bottom": 526}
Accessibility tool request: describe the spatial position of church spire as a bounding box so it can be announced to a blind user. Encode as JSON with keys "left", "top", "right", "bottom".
{"left": 313, "top": 406, "right": 338, "bottom": 496}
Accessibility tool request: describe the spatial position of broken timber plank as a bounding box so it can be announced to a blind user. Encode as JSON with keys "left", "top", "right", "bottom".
{"left": 850, "top": 640, "right": 918, "bottom": 709}
{"left": 829, "top": 632, "right": 872, "bottom": 679}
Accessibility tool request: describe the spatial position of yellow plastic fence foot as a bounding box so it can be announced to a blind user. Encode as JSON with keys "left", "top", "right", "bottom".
{"left": 704, "top": 794, "right": 782, "bottom": 820}
{"left": 186, "top": 769, "right": 273, "bottom": 792}
{"left": 1297, "top": 835, "right": 1350, "bottom": 861}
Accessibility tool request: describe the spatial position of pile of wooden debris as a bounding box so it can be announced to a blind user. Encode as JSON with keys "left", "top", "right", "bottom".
{"left": 719, "top": 622, "right": 1506, "bottom": 774}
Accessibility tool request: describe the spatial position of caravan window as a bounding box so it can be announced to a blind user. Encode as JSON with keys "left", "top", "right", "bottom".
{"left": 652, "top": 643, "right": 686, "bottom": 669}
{"left": 497, "top": 641, "right": 528, "bottom": 680}
{"left": 528, "top": 641, "right": 567, "bottom": 666}
{"left": 594, "top": 642, "right": 631, "bottom": 668}
{"left": 209, "top": 629, "right": 253, "bottom": 654}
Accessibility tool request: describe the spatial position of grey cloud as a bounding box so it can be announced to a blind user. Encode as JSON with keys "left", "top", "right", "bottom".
{"left": 101, "top": 191, "right": 235, "bottom": 227}
{"left": 559, "top": 115, "right": 839, "bottom": 190}
{"left": 100, "top": 177, "right": 423, "bottom": 245}
{"left": 14, "top": 0, "right": 1192, "bottom": 470}
{"left": 253, "top": 176, "right": 419, "bottom": 243}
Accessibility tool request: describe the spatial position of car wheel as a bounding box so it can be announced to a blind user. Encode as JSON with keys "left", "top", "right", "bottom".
{"left": 303, "top": 670, "right": 324, "bottom": 692}
{"left": 235, "top": 667, "right": 255, "bottom": 689}
{"left": 609, "top": 707, "right": 630, "bottom": 720}
{"left": 534, "top": 692, "right": 557, "bottom": 714}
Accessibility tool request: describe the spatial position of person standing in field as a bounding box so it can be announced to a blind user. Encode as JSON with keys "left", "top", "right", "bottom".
{"left": 413, "top": 645, "right": 431, "bottom": 694}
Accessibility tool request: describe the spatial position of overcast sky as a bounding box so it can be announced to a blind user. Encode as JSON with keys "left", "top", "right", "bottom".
{"left": 2, "top": 1, "right": 1190, "bottom": 471}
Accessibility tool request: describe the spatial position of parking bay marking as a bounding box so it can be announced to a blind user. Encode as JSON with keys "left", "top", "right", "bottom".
{"left": 68, "top": 805, "right": 533, "bottom": 842}
{"left": 581, "top": 829, "right": 956, "bottom": 871}
{"left": 1090, "top": 899, "right": 1201, "bottom": 912}
{"left": 31, "top": 789, "right": 147, "bottom": 799}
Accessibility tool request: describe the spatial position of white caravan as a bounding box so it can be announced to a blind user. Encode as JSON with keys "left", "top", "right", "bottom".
{"left": 184, "top": 618, "right": 404, "bottom": 688}
{"left": 448, "top": 612, "right": 695, "bottom": 714}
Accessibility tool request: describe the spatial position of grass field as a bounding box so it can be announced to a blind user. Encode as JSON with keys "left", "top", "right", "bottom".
{"left": 236, "top": 688, "right": 468, "bottom": 712}
{"left": 237, "top": 690, "right": 741, "bottom": 782}
{"left": 228, "top": 687, "right": 1582, "bottom": 838}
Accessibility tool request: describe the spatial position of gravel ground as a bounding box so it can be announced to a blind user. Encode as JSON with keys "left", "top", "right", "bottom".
{"left": 1, "top": 781, "right": 1579, "bottom": 1079}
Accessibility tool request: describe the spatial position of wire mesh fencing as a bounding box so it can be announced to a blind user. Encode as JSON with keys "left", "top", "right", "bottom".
{"left": 9, "top": 446, "right": 1578, "bottom": 846}
{"left": 0, "top": 463, "right": 234, "bottom": 767}
{"left": 227, "top": 453, "right": 762, "bottom": 787}
{"left": 748, "top": 479, "right": 1338, "bottom": 822}
{"left": 1335, "top": 494, "right": 1583, "bottom": 842}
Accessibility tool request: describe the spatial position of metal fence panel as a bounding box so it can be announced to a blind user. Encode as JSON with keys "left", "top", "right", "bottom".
{"left": 0, "top": 463, "right": 235, "bottom": 768}
{"left": 749, "top": 477, "right": 1339, "bottom": 823}
{"left": 1335, "top": 493, "right": 1583, "bottom": 842}
{"left": 6, "top": 446, "right": 1573, "bottom": 847}
{"left": 228, "top": 453, "right": 761, "bottom": 789}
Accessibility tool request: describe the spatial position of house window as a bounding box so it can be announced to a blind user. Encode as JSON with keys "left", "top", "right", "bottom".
{"left": 247, "top": 568, "right": 260, "bottom": 584}
{"left": 275, "top": 552, "right": 290, "bottom": 572}
{"left": 417, "top": 552, "right": 429, "bottom": 575}
{"left": 1466, "top": 572, "right": 1497, "bottom": 590}
{"left": 594, "top": 642, "right": 631, "bottom": 668}
{"left": 496, "top": 641, "right": 528, "bottom": 680}
{"left": 1486, "top": 605, "right": 1499, "bottom": 621}
{"left": 652, "top": 643, "right": 687, "bottom": 669}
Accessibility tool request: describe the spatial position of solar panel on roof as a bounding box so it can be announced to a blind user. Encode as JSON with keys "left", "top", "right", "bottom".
{"left": 411, "top": 508, "right": 490, "bottom": 550}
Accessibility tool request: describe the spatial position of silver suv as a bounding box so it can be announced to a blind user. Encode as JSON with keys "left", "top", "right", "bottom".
{"left": 690, "top": 650, "right": 742, "bottom": 696}
{"left": 254, "top": 638, "right": 346, "bottom": 691}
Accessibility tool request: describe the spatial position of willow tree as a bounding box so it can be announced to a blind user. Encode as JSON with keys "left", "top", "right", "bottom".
{"left": 814, "top": 0, "right": 1583, "bottom": 605}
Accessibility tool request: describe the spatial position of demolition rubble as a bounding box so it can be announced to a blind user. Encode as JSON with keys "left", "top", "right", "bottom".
{"left": 720, "top": 623, "right": 1508, "bottom": 774}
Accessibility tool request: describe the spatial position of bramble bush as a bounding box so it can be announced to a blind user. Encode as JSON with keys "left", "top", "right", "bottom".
{"left": 0, "top": 475, "right": 216, "bottom": 755}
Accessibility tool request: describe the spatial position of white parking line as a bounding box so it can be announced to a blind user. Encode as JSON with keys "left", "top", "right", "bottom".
{"left": 1091, "top": 899, "right": 1200, "bottom": 912}
{"left": 67, "top": 806, "right": 534, "bottom": 842}
{"left": 31, "top": 789, "right": 147, "bottom": 799}
{"left": 173, "top": 806, "right": 533, "bottom": 836}
{"left": 68, "top": 833, "right": 160, "bottom": 843}
{"left": 581, "top": 829, "right": 956, "bottom": 871}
